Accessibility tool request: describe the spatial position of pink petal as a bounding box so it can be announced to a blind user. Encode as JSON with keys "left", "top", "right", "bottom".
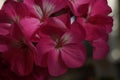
{"left": 10, "top": 23, "right": 24, "bottom": 40}
{"left": 36, "top": 38, "right": 55, "bottom": 67}
{"left": 61, "top": 43, "right": 86, "bottom": 68}
{"left": 0, "top": 23, "right": 11, "bottom": 36}
{"left": 70, "top": 21, "right": 86, "bottom": 41}
{"left": 33, "top": 67, "right": 50, "bottom": 80}
{"left": 24, "top": 0, "right": 34, "bottom": 5}
{"left": 0, "top": 44, "right": 8, "bottom": 52}
{"left": 77, "top": 18, "right": 109, "bottom": 41}
{"left": 2, "top": 1, "right": 30, "bottom": 20}
{"left": 20, "top": 17, "right": 41, "bottom": 40}
{"left": 57, "top": 13, "right": 71, "bottom": 28}
{"left": 47, "top": 50, "right": 67, "bottom": 76}
{"left": 77, "top": 4, "right": 89, "bottom": 17}
{"left": 67, "top": 0, "right": 90, "bottom": 16}
{"left": 92, "top": 39, "right": 109, "bottom": 60}
{"left": 1, "top": 1, "right": 16, "bottom": 20}
{"left": 88, "top": 15, "right": 113, "bottom": 33}
{"left": 24, "top": 0, "right": 39, "bottom": 18}
{"left": 40, "top": 18, "right": 67, "bottom": 37}
{"left": 0, "top": 11, "right": 11, "bottom": 23}
{"left": 90, "top": 0, "right": 112, "bottom": 16}
{"left": 41, "top": 0, "right": 67, "bottom": 13}
{"left": 2, "top": 48, "right": 35, "bottom": 76}
{"left": 85, "top": 23, "right": 109, "bottom": 41}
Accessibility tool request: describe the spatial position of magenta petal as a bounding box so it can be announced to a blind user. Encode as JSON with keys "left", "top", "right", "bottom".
{"left": 47, "top": 50, "right": 67, "bottom": 76}
{"left": 0, "top": 44, "right": 8, "bottom": 52}
{"left": 91, "top": 0, "right": 112, "bottom": 16}
{"left": 57, "top": 13, "right": 71, "bottom": 28}
{"left": 3, "top": 48, "right": 34, "bottom": 76}
{"left": 61, "top": 43, "right": 86, "bottom": 68}
{"left": 36, "top": 38, "right": 55, "bottom": 67}
{"left": 1, "top": 1, "right": 16, "bottom": 20}
{"left": 24, "top": 0, "right": 38, "bottom": 18}
{"left": 41, "top": 18, "right": 67, "bottom": 37}
{"left": 0, "top": 11, "right": 11, "bottom": 23}
{"left": 88, "top": 15, "right": 113, "bottom": 33}
{"left": 67, "top": 0, "right": 90, "bottom": 16}
{"left": 24, "top": 0, "right": 34, "bottom": 5}
{"left": 70, "top": 21, "right": 86, "bottom": 41}
{"left": 46, "top": 18, "right": 67, "bottom": 30}
{"left": 2, "top": 1, "right": 30, "bottom": 20}
{"left": 0, "top": 23, "right": 11, "bottom": 36}
{"left": 92, "top": 39, "right": 109, "bottom": 60}
{"left": 41, "top": 0, "right": 67, "bottom": 13}
{"left": 10, "top": 23, "right": 24, "bottom": 40}
{"left": 20, "top": 17, "right": 41, "bottom": 40}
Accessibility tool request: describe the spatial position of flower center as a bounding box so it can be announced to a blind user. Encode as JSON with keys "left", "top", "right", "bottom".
{"left": 55, "top": 39, "right": 64, "bottom": 49}
{"left": 13, "top": 40, "right": 29, "bottom": 51}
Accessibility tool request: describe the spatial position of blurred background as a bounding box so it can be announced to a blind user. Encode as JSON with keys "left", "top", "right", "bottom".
{"left": 0, "top": 0, "right": 120, "bottom": 80}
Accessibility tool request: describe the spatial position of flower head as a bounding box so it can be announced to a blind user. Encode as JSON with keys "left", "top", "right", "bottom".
{"left": 36, "top": 18, "right": 86, "bottom": 76}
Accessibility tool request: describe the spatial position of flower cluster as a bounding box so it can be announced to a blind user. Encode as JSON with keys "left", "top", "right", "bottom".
{"left": 0, "top": 0, "right": 113, "bottom": 80}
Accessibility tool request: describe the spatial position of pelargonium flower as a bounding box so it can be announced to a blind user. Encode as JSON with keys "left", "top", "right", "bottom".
{"left": 35, "top": 18, "right": 86, "bottom": 76}
{"left": 67, "top": 0, "right": 113, "bottom": 33}
{"left": 24, "top": 0, "right": 67, "bottom": 22}
{"left": 0, "top": 24, "right": 37, "bottom": 76}
{"left": 66, "top": 0, "right": 113, "bottom": 60}
{"left": 0, "top": 0, "right": 41, "bottom": 40}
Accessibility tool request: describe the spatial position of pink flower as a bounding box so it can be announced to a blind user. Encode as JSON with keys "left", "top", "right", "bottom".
{"left": 36, "top": 18, "right": 86, "bottom": 76}
{"left": 67, "top": 0, "right": 111, "bottom": 16}
{"left": 24, "top": 0, "right": 67, "bottom": 21}
{"left": 0, "top": 1, "right": 41, "bottom": 40}
{"left": 92, "top": 39, "right": 109, "bottom": 60}
{"left": 73, "top": 0, "right": 113, "bottom": 60}
{"left": 0, "top": 24, "right": 37, "bottom": 76}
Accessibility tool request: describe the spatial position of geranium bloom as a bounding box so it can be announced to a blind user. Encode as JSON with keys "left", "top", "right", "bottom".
{"left": 0, "top": 1, "right": 41, "bottom": 40}
{"left": 36, "top": 18, "right": 86, "bottom": 76}
{"left": 0, "top": 24, "right": 37, "bottom": 76}
{"left": 24, "top": 0, "right": 67, "bottom": 21}
{"left": 67, "top": 0, "right": 113, "bottom": 33}
{"left": 0, "top": 0, "right": 113, "bottom": 79}
{"left": 67, "top": 0, "right": 113, "bottom": 59}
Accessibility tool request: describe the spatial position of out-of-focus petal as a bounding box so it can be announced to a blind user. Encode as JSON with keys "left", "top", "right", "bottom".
{"left": 0, "top": 44, "right": 8, "bottom": 52}
{"left": 92, "top": 39, "right": 109, "bottom": 60}
{"left": 88, "top": 15, "right": 113, "bottom": 33}
{"left": 2, "top": 47, "right": 35, "bottom": 76}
